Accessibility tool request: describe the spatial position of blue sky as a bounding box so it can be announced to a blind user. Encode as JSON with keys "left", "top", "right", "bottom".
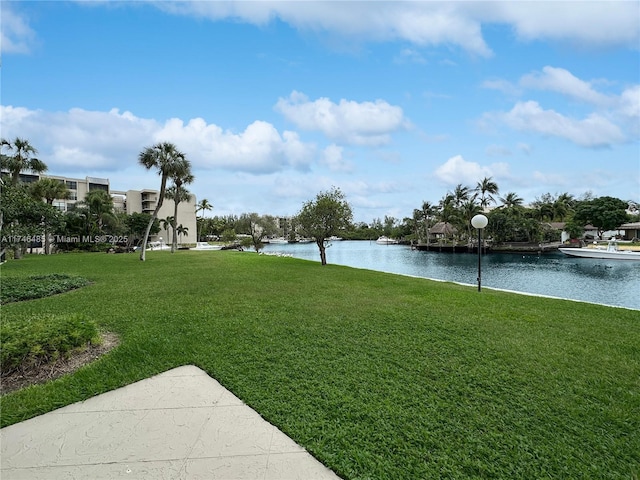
{"left": 2, "top": 1, "right": 639, "bottom": 222}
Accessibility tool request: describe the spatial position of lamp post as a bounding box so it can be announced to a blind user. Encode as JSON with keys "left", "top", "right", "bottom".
{"left": 471, "top": 214, "right": 488, "bottom": 292}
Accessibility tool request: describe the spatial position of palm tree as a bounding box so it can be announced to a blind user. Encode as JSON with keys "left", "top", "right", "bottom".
{"left": 460, "top": 198, "right": 482, "bottom": 242}
{"left": 450, "top": 183, "right": 470, "bottom": 208}
{"left": 31, "top": 178, "right": 70, "bottom": 205}
{"left": 137, "top": 142, "right": 187, "bottom": 260}
{"left": 165, "top": 175, "right": 193, "bottom": 253}
{"left": 499, "top": 192, "right": 524, "bottom": 209}
{"left": 476, "top": 177, "right": 499, "bottom": 210}
{"left": 30, "top": 178, "right": 71, "bottom": 254}
{"left": 553, "top": 192, "right": 575, "bottom": 221}
{"left": 1, "top": 138, "right": 48, "bottom": 184}
{"left": 160, "top": 216, "right": 175, "bottom": 247}
{"left": 196, "top": 198, "right": 213, "bottom": 243}
{"left": 420, "top": 201, "right": 436, "bottom": 246}
{"left": 80, "top": 189, "right": 116, "bottom": 234}
{"left": 176, "top": 224, "right": 189, "bottom": 246}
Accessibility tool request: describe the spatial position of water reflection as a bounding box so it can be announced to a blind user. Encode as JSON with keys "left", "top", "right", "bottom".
{"left": 262, "top": 241, "right": 639, "bottom": 310}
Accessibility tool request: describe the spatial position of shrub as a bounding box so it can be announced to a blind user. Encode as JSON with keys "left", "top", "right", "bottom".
{"left": 1, "top": 274, "right": 90, "bottom": 304}
{"left": 0, "top": 313, "right": 100, "bottom": 374}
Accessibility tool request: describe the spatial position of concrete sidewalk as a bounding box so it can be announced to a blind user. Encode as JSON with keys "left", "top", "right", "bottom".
{"left": 0, "top": 366, "right": 341, "bottom": 479}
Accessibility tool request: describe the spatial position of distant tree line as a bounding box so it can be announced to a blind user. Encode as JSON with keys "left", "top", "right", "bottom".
{"left": 3, "top": 138, "right": 637, "bottom": 262}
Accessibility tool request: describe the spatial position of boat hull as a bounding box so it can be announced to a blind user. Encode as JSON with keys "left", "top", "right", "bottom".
{"left": 559, "top": 248, "right": 640, "bottom": 261}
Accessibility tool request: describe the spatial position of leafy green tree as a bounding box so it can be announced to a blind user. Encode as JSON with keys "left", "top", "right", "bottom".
{"left": 221, "top": 228, "right": 237, "bottom": 244}
{"left": 296, "top": 187, "right": 353, "bottom": 265}
{"left": 1, "top": 182, "right": 61, "bottom": 258}
{"left": 127, "top": 212, "right": 160, "bottom": 247}
{"left": 137, "top": 142, "right": 187, "bottom": 261}
{"left": 1, "top": 138, "right": 48, "bottom": 185}
{"left": 243, "top": 213, "right": 277, "bottom": 253}
{"left": 572, "top": 196, "right": 629, "bottom": 238}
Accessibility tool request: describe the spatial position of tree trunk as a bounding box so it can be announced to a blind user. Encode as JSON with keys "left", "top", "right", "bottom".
{"left": 172, "top": 196, "right": 179, "bottom": 253}
{"left": 317, "top": 239, "right": 327, "bottom": 265}
{"left": 45, "top": 228, "right": 51, "bottom": 254}
{"left": 140, "top": 175, "right": 167, "bottom": 261}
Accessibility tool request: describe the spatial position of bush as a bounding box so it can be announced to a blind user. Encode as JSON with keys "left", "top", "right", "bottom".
{"left": 1, "top": 274, "right": 90, "bottom": 304}
{"left": 1, "top": 313, "right": 100, "bottom": 374}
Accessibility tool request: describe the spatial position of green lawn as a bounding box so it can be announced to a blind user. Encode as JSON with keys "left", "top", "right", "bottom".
{"left": 1, "top": 251, "right": 638, "bottom": 479}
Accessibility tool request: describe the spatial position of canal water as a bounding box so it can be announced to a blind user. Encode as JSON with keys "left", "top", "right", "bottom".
{"left": 262, "top": 240, "right": 640, "bottom": 311}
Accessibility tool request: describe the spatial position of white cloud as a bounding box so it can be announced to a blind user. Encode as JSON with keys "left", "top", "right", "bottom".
{"left": 520, "top": 66, "right": 612, "bottom": 106}
{"left": 517, "top": 143, "right": 533, "bottom": 155}
{"left": 274, "top": 91, "right": 407, "bottom": 146}
{"left": 0, "top": 105, "right": 315, "bottom": 175}
{"left": 481, "top": 78, "right": 521, "bottom": 97}
{"left": 153, "top": 1, "right": 640, "bottom": 56}
{"left": 485, "top": 144, "right": 512, "bottom": 157}
{"left": 490, "top": 101, "right": 626, "bottom": 148}
{"left": 156, "top": 117, "right": 314, "bottom": 173}
{"left": 0, "top": 5, "right": 37, "bottom": 54}
{"left": 394, "top": 48, "right": 427, "bottom": 64}
{"left": 158, "top": 2, "right": 494, "bottom": 56}
{"left": 491, "top": 2, "right": 640, "bottom": 48}
{"left": 532, "top": 171, "right": 567, "bottom": 186}
{"left": 434, "top": 155, "right": 510, "bottom": 186}
{"left": 320, "top": 144, "right": 353, "bottom": 172}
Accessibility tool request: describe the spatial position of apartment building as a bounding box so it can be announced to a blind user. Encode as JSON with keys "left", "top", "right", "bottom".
{"left": 14, "top": 173, "right": 197, "bottom": 244}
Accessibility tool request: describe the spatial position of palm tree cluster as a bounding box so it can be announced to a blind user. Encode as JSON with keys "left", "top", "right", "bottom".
{"left": 402, "top": 179, "right": 621, "bottom": 246}
{"left": 2, "top": 138, "right": 196, "bottom": 258}
{"left": 137, "top": 142, "right": 194, "bottom": 260}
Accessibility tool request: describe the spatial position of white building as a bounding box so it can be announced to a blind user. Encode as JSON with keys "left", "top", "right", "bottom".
{"left": 17, "top": 173, "right": 197, "bottom": 245}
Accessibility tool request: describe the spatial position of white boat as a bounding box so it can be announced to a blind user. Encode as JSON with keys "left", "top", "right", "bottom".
{"left": 559, "top": 240, "right": 640, "bottom": 261}
{"left": 376, "top": 236, "right": 399, "bottom": 245}
{"left": 192, "top": 242, "right": 223, "bottom": 251}
{"left": 267, "top": 237, "right": 289, "bottom": 244}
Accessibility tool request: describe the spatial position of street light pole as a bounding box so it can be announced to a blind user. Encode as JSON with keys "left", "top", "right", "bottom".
{"left": 471, "top": 214, "right": 488, "bottom": 292}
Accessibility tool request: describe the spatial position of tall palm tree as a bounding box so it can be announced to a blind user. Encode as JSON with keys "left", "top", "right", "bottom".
{"left": 137, "top": 142, "right": 187, "bottom": 260}
{"left": 165, "top": 175, "right": 193, "bottom": 253}
{"left": 1, "top": 138, "right": 48, "bottom": 184}
{"left": 196, "top": 198, "right": 213, "bottom": 243}
{"left": 476, "top": 176, "right": 499, "bottom": 210}
{"left": 30, "top": 178, "right": 71, "bottom": 254}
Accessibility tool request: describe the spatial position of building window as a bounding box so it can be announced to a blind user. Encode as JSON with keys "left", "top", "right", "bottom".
{"left": 89, "top": 183, "right": 109, "bottom": 192}
{"left": 66, "top": 180, "right": 77, "bottom": 190}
